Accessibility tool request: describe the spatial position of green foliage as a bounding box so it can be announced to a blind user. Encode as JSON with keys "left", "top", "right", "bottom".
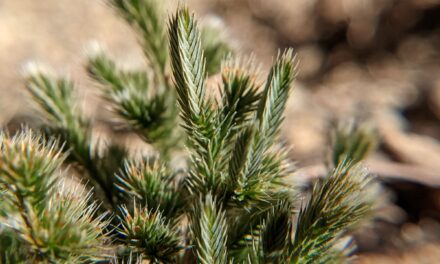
{"left": 260, "top": 200, "right": 293, "bottom": 262}
{"left": 0, "top": 131, "right": 108, "bottom": 262}
{"left": 0, "top": 130, "right": 64, "bottom": 212}
{"left": 291, "top": 163, "right": 373, "bottom": 263}
{"left": 226, "top": 52, "right": 296, "bottom": 205}
{"left": 116, "top": 158, "right": 185, "bottom": 219}
{"left": 112, "top": 252, "right": 143, "bottom": 264}
{"left": 96, "top": 0, "right": 231, "bottom": 158}
{"left": 110, "top": 0, "right": 168, "bottom": 78}
{"left": 256, "top": 50, "right": 296, "bottom": 141}
{"left": 169, "top": 7, "right": 207, "bottom": 127}
{"left": 25, "top": 68, "right": 127, "bottom": 210}
{"left": 331, "top": 121, "right": 377, "bottom": 168}
{"left": 0, "top": 228, "right": 27, "bottom": 264}
{"left": 87, "top": 50, "right": 179, "bottom": 156}
{"left": 17, "top": 188, "right": 109, "bottom": 262}
{"left": 110, "top": 0, "right": 231, "bottom": 79}
{"left": 220, "top": 57, "right": 261, "bottom": 129}
{"left": 117, "top": 205, "right": 182, "bottom": 263}
{"left": 202, "top": 26, "right": 231, "bottom": 75}
{"left": 169, "top": 7, "right": 236, "bottom": 200}
{"left": 190, "top": 194, "right": 228, "bottom": 264}
{"left": 1, "top": 1, "right": 377, "bottom": 263}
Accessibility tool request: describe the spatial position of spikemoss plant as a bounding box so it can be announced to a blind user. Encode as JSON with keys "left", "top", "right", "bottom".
{"left": 0, "top": 1, "right": 377, "bottom": 263}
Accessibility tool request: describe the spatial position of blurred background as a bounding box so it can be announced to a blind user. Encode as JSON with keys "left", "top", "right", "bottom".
{"left": 1, "top": 0, "right": 440, "bottom": 262}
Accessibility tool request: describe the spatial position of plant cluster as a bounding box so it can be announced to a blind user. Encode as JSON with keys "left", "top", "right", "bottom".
{"left": 0, "top": 1, "right": 376, "bottom": 263}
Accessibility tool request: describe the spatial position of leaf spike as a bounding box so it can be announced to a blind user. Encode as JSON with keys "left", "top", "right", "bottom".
{"left": 168, "top": 6, "right": 207, "bottom": 123}
{"left": 256, "top": 48, "right": 297, "bottom": 141}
